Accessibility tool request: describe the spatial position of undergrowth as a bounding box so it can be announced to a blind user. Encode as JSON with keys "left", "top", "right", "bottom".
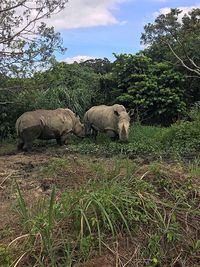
{"left": 5, "top": 160, "right": 200, "bottom": 267}
{"left": 66, "top": 122, "right": 200, "bottom": 160}
{"left": 1, "top": 122, "right": 200, "bottom": 161}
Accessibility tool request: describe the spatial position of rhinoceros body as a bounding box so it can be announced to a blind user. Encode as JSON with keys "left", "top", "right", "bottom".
{"left": 84, "top": 104, "right": 133, "bottom": 142}
{"left": 16, "top": 108, "right": 85, "bottom": 151}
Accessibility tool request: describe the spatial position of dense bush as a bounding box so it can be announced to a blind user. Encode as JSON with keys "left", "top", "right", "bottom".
{"left": 0, "top": 62, "right": 101, "bottom": 139}
{"left": 0, "top": 86, "right": 94, "bottom": 139}
{"left": 65, "top": 121, "right": 200, "bottom": 160}
{"left": 189, "top": 101, "right": 200, "bottom": 122}
{"left": 160, "top": 120, "right": 200, "bottom": 155}
{"left": 111, "top": 54, "right": 186, "bottom": 125}
{"left": 11, "top": 156, "right": 200, "bottom": 266}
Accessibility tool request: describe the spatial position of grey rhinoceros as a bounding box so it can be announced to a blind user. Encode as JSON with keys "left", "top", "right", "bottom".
{"left": 83, "top": 104, "right": 134, "bottom": 142}
{"left": 16, "top": 108, "right": 85, "bottom": 151}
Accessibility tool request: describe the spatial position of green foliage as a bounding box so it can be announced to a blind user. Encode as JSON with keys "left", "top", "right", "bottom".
{"left": 79, "top": 58, "right": 112, "bottom": 74}
{"left": 189, "top": 101, "right": 200, "bottom": 121}
{"left": 32, "top": 62, "right": 100, "bottom": 92}
{"left": 67, "top": 124, "right": 165, "bottom": 158}
{"left": 66, "top": 119, "right": 200, "bottom": 160}
{"left": 0, "top": 245, "right": 12, "bottom": 266}
{"left": 61, "top": 175, "right": 155, "bottom": 238}
{"left": 111, "top": 54, "right": 186, "bottom": 124}
{"left": 0, "top": 62, "right": 100, "bottom": 139}
{"left": 14, "top": 161, "right": 158, "bottom": 265}
{"left": 161, "top": 120, "right": 200, "bottom": 155}
{"left": 141, "top": 8, "right": 200, "bottom": 75}
{"left": 38, "top": 158, "right": 69, "bottom": 178}
{"left": 13, "top": 156, "right": 200, "bottom": 266}
{"left": 0, "top": 0, "right": 67, "bottom": 76}
{"left": 141, "top": 8, "right": 200, "bottom": 103}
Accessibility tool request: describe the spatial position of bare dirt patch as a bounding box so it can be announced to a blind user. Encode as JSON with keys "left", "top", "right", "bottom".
{"left": 0, "top": 145, "right": 200, "bottom": 267}
{"left": 0, "top": 147, "right": 98, "bottom": 244}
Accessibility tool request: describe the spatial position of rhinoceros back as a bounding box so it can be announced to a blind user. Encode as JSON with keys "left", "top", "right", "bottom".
{"left": 85, "top": 105, "right": 122, "bottom": 132}
{"left": 16, "top": 109, "right": 73, "bottom": 140}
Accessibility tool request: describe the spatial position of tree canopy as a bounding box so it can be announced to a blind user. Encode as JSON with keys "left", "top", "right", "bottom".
{"left": 0, "top": 0, "right": 68, "bottom": 76}
{"left": 111, "top": 54, "right": 186, "bottom": 124}
{"left": 141, "top": 8, "right": 200, "bottom": 77}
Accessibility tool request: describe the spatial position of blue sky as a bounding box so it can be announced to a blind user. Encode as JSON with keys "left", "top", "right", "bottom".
{"left": 47, "top": 0, "right": 200, "bottom": 63}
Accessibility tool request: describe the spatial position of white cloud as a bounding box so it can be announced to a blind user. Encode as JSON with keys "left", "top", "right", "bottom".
{"left": 153, "top": 4, "right": 200, "bottom": 21}
{"left": 45, "top": 0, "right": 128, "bottom": 30}
{"left": 63, "top": 55, "right": 96, "bottom": 64}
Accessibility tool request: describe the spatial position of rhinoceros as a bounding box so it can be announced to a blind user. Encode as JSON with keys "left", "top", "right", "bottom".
{"left": 83, "top": 104, "right": 134, "bottom": 142}
{"left": 16, "top": 108, "right": 85, "bottom": 151}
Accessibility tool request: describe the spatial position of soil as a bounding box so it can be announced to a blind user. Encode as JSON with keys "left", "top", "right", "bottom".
{"left": 0, "top": 146, "right": 125, "bottom": 266}
{"left": 0, "top": 149, "right": 76, "bottom": 230}
{"left": 0, "top": 145, "right": 199, "bottom": 267}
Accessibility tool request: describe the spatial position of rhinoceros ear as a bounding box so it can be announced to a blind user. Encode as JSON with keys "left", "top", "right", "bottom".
{"left": 75, "top": 112, "right": 80, "bottom": 119}
{"left": 128, "top": 109, "right": 134, "bottom": 118}
{"left": 128, "top": 109, "right": 135, "bottom": 123}
{"left": 114, "top": 110, "right": 119, "bottom": 116}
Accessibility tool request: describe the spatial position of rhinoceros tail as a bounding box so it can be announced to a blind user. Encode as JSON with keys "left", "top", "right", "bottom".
{"left": 83, "top": 112, "right": 92, "bottom": 136}
{"left": 16, "top": 118, "right": 21, "bottom": 137}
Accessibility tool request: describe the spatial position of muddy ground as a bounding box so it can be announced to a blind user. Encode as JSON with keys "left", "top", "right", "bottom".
{"left": 0, "top": 147, "right": 93, "bottom": 237}
{"left": 0, "top": 144, "right": 199, "bottom": 267}
{"left": 0, "top": 145, "right": 131, "bottom": 267}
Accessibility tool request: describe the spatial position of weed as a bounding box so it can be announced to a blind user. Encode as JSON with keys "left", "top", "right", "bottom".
{"left": 0, "top": 245, "right": 12, "bottom": 266}
{"left": 38, "top": 158, "right": 69, "bottom": 177}
{"left": 1, "top": 121, "right": 200, "bottom": 266}
{"left": 0, "top": 143, "right": 16, "bottom": 156}
{"left": 187, "top": 157, "right": 200, "bottom": 178}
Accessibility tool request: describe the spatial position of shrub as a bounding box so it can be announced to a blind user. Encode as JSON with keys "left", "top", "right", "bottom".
{"left": 111, "top": 54, "right": 186, "bottom": 125}
{"left": 189, "top": 101, "right": 200, "bottom": 122}
{"left": 161, "top": 120, "right": 200, "bottom": 154}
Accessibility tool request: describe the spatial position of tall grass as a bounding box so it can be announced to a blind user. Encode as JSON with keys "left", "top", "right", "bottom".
{"left": 9, "top": 159, "right": 200, "bottom": 266}
{"left": 67, "top": 121, "right": 200, "bottom": 160}
{"left": 67, "top": 123, "right": 166, "bottom": 158}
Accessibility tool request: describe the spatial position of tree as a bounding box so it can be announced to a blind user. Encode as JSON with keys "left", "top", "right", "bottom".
{"left": 0, "top": 0, "right": 68, "bottom": 76}
{"left": 79, "top": 58, "right": 112, "bottom": 74}
{"left": 111, "top": 54, "right": 186, "bottom": 125}
{"left": 0, "top": 61, "right": 101, "bottom": 139}
{"left": 141, "top": 8, "right": 200, "bottom": 77}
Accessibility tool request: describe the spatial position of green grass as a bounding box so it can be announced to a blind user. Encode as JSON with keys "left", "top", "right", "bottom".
{"left": 38, "top": 158, "right": 70, "bottom": 178}
{"left": 8, "top": 159, "right": 200, "bottom": 266}
{"left": 1, "top": 121, "right": 199, "bottom": 160}
{"left": 160, "top": 120, "right": 200, "bottom": 155}
{"left": 0, "top": 143, "right": 16, "bottom": 156}
{"left": 67, "top": 123, "right": 166, "bottom": 158}
{"left": 1, "top": 121, "right": 200, "bottom": 265}
{"left": 66, "top": 121, "right": 200, "bottom": 161}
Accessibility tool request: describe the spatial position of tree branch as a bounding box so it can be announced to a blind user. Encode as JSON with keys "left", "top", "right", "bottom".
{"left": 0, "top": 0, "right": 26, "bottom": 13}
{"left": 166, "top": 42, "right": 200, "bottom": 77}
{"left": 0, "top": 101, "right": 14, "bottom": 105}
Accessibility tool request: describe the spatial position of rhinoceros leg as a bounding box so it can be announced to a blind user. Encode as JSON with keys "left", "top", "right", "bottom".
{"left": 61, "top": 133, "right": 70, "bottom": 145}
{"left": 91, "top": 128, "right": 98, "bottom": 141}
{"left": 17, "top": 138, "right": 24, "bottom": 151}
{"left": 106, "top": 130, "right": 118, "bottom": 141}
{"left": 56, "top": 133, "right": 69, "bottom": 146}
{"left": 84, "top": 120, "right": 92, "bottom": 137}
{"left": 22, "top": 129, "right": 38, "bottom": 151}
{"left": 23, "top": 135, "right": 34, "bottom": 151}
{"left": 23, "top": 141, "right": 33, "bottom": 152}
{"left": 56, "top": 137, "right": 62, "bottom": 146}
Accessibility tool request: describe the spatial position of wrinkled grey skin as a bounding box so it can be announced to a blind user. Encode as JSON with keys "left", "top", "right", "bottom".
{"left": 83, "top": 104, "right": 134, "bottom": 142}
{"left": 16, "top": 108, "right": 85, "bottom": 151}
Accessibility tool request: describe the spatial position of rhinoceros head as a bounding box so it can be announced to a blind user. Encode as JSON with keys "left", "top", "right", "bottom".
{"left": 73, "top": 114, "right": 85, "bottom": 138}
{"left": 114, "top": 110, "right": 130, "bottom": 142}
